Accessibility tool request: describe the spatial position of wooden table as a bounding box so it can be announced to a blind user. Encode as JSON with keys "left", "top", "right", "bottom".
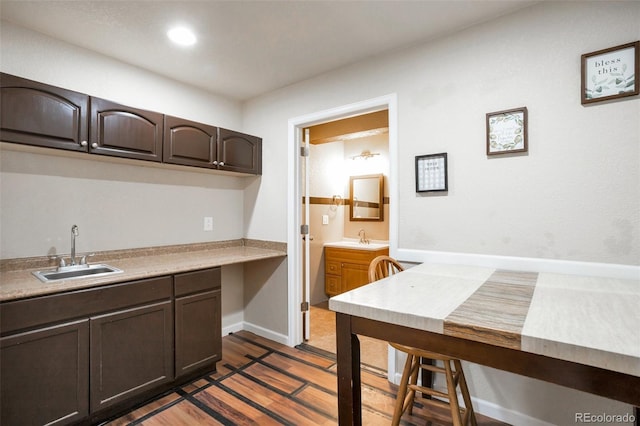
{"left": 329, "top": 264, "right": 640, "bottom": 425}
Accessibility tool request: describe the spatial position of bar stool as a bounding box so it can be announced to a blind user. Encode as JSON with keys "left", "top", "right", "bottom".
{"left": 368, "top": 256, "right": 477, "bottom": 426}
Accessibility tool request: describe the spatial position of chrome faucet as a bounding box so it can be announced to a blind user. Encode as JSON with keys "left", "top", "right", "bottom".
{"left": 358, "top": 228, "right": 369, "bottom": 245}
{"left": 70, "top": 225, "right": 79, "bottom": 265}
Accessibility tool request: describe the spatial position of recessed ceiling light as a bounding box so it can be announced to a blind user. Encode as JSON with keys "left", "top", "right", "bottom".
{"left": 167, "top": 27, "right": 197, "bottom": 46}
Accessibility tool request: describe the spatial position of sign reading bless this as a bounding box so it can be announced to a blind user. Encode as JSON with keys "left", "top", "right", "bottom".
{"left": 584, "top": 45, "right": 636, "bottom": 100}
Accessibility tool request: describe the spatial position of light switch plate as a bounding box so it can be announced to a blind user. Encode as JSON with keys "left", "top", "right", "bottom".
{"left": 204, "top": 217, "right": 213, "bottom": 231}
{"left": 322, "top": 215, "right": 329, "bottom": 225}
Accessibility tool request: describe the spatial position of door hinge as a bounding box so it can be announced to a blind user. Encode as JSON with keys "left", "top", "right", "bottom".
{"left": 300, "top": 224, "right": 309, "bottom": 235}
{"left": 300, "top": 301, "right": 309, "bottom": 312}
{"left": 300, "top": 146, "right": 309, "bottom": 157}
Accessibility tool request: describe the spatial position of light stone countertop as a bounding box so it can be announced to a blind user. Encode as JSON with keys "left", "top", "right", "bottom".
{"left": 329, "top": 262, "right": 640, "bottom": 377}
{"left": 0, "top": 240, "right": 286, "bottom": 302}
{"left": 323, "top": 239, "right": 390, "bottom": 251}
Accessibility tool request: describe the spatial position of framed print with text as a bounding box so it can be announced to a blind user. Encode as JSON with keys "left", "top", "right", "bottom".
{"left": 415, "top": 153, "right": 447, "bottom": 193}
{"left": 581, "top": 41, "right": 639, "bottom": 104}
{"left": 486, "top": 107, "right": 528, "bottom": 156}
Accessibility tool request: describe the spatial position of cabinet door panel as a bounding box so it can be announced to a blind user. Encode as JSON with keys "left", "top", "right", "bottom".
{"left": 217, "top": 128, "right": 262, "bottom": 174}
{"left": 1, "top": 319, "right": 89, "bottom": 426}
{"left": 0, "top": 73, "right": 89, "bottom": 152}
{"left": 342, "top": 262, "right": 370, "bottom": 292}
{"left": 175, "top": 290, "right": 221, "bottom": 378}
{"left": 164, "top": 116, "right": 217, "bottom": 168}
{"left": 90, "top": 97, "right": 163, "bottom": 162}
{"left": 90, "top": 300, "right": 173, "bottom": 411}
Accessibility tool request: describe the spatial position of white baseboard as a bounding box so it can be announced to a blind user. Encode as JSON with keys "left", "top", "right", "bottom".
{"left": 473, "top": 397, "right": 555, "bottom": 426}
{"left": 241, "top": 321, "right": 290, "bottom": 345}
{"left": 390, "top": 369, "right": 553, "bottom": 426}
{"left": 222, "top": 321, "right": 244, "bottom": 337}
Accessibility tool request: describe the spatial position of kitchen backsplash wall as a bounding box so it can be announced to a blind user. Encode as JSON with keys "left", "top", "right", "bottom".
{"left": 0, "top": 148, "right": 248, "bottom": 259}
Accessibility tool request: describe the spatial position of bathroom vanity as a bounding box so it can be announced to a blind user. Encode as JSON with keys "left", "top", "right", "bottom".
{"left": 324, "top": 241, "right": 389, "bottom": 297}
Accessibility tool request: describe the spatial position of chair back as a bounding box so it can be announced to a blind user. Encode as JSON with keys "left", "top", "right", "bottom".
{"left": 368, "top": 255, "right": 404, "bottom": 283}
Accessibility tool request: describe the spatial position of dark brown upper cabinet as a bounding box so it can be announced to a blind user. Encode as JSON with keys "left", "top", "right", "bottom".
{"left": 0, "top": 73, "right": 89, "bottom": 152}
{"left": 90, "top": 97, "right": 163, "bottom": 162}
{"left": 218, "top": 128, "right": 262, "bottom": 175}
{"left": 1, "top": 73, "right": 262, "bottom": 174}
{"left": 163, "top": 116, "right": 217, "bottom": 168}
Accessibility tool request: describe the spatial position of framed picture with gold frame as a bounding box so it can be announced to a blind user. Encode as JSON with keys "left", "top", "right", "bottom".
{"left": 581, "top": 41, "right": 639, "bottom": 105}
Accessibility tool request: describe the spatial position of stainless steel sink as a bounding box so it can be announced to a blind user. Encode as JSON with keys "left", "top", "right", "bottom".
{"left": 33, "top": 264, "right": 123, "bottom": 283}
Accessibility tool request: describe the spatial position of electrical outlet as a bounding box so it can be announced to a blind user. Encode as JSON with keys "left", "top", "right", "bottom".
{"left": 322, "top": 214, "right": 329, "bottom": 225}
{"left": 204, "top": 217, "right": 213, "bottom": 231}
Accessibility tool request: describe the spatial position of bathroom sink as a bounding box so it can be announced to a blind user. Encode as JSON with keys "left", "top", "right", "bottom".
{"left": 323, "top": 240, "right": 389, "bottom": 251}
{"left": 33, "top": 264, "right": 123, "bottom": 283}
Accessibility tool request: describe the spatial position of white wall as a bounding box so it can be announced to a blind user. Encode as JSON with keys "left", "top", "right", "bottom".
{"left": 0, "top": 20, "right": 249, "bottom": 257}
{"left": 245, "top": 2, "right": 640, "bottom": 266}
{"left": 0, "top": 21, "right": 252, "bottom": 335}
{"left": 0, "top": 21, "right": 240, "bottom": 127}
{"left": 243, "top": 2, "right": 639, "bottom": 425}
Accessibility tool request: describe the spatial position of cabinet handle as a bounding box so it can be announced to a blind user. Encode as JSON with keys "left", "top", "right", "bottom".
{"left": 91, "top": 142, "right": 98, "bottom": 149}
{"left": 219, "top": 161, "right": 225, "bottom": 166}
{"left": 80, "top": 140, "right": 88, "bottom": 147}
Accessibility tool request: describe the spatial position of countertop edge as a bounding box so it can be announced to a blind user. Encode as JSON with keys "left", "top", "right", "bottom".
{"left": 0, "top": 240, "right": 287, "bottom": 302}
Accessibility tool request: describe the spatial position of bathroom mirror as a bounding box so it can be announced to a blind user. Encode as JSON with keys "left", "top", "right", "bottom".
{"left": 349, "top": 174, "right": 384, "bottom": 221}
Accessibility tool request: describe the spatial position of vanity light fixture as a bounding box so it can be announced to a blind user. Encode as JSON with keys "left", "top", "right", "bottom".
{"left": 351, "top": 150, "right": 380, "bottom": 160}
{"left": 167, "top": 26, "right": 197, "bottom": 46}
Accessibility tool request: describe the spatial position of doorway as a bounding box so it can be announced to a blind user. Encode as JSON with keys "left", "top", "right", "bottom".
{"left": 305, "top": 111, "right": 391, "bottom": 370}
{"left": 286, "top": 94, "right": 399, "bottom": 374}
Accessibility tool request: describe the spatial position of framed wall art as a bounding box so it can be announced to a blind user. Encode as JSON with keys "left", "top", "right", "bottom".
{"left": 581, "top": 41, "right": 639, "bottom": 105}
{"left": 486, "top": 107, "right": 528, "bottom": 156}
{"left": 415, "top": 153, "right": 447, "bottom": 193}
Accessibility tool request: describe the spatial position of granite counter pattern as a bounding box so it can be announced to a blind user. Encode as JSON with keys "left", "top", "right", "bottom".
{"left": 0, "top": 240, "right": 286, "bottom": 302}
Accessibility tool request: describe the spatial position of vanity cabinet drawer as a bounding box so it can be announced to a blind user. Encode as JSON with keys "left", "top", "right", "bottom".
{"left": 326, "top": 261, "right": 341, "bottom": 275}
{"left": 325, "top": 275, "right": 341, "bottom": 295}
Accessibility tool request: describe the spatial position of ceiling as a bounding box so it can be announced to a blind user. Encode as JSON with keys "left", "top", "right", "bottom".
{"left": 0, "top": 1, "right": 539, "bottom": 101}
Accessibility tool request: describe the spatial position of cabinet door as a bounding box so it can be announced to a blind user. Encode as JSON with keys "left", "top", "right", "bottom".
{"left": 164, "top": 116, "right": 217, "bottom": 168}
{"left": 0, "top": 73, "right": 89, "bottom": 152}
{"left": 217, "top": 127, "right": 262, "bottom": 174}
{"left": 341, "top": 262, "right": 370, "bottom": 293}
{"left": 1, "top": 319, "right": 89, "bottom": 426}
{"left": 90, "top": 300, "right": 173, "bottom": 412}
{"left": 90, "top": 97, "right": 163, "bottom": 162}
{"left": 175, "top": 289, "right": 222, "bottom": 378}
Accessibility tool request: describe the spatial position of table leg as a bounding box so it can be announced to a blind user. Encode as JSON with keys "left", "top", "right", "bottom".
{"left": 336, "top": 313, "right": 362, "bottom": 426}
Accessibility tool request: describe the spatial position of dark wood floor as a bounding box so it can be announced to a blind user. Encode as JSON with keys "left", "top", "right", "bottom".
{"left": 103, "top": 331, "right": 509, "bottom": 425}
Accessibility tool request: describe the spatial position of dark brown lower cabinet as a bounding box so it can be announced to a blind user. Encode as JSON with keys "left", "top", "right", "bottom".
{"left": 0, "top": 319, "right": 89, "bottom": 426}
{"left": 176, "top": 290, "right": 221, "bottom": 377}
{"left": 0, "top": 269, "right": 222, "bottom": 425}
{"left": 174, "top": 268, "right": 222, "bottom": 378}
{"left": 90, "top": 300, "right": 174, "bottom": 412}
